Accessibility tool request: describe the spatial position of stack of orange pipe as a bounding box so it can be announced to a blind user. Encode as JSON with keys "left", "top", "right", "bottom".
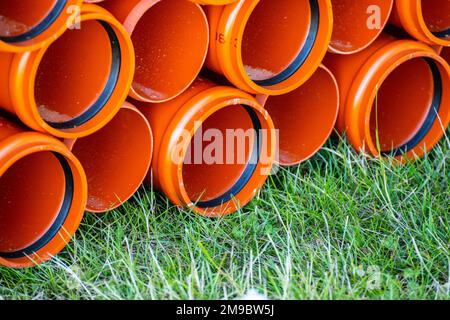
{"left": 0, "top": 0, "right": 449, "bottom": 268}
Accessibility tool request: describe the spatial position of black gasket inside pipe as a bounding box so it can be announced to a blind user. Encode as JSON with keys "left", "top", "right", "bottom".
{"left": 254, "top": 0, "right": 320, "bottom": 87}
{"left": 0, "top": 152, "right": 75, "bottom": 259}
{"left": 433, "top": 28, "right": 450, "bottom": 39}
{"left": 0, "top": 0, "right": 68, "bottom": 43}
{"left": 381, "top": 58, "right": 443, "bottom": 157}
{"left": 193, "top": 105, "right": 263, "bottom": 209}
{"left": 47, "top": 20, "right": 121, "bottom": 130}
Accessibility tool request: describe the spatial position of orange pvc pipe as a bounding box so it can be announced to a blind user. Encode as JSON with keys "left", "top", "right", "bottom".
{"left": 136, "top": 78, "right": 276, "bottom": 217}
{"left": 392, "top": 0, "right": 450, "bottom": 46}
{"left": 65, "top": 103, "right": 153, "bottom": 213}
{"left": 258, "top": 65, "right": 339, "bottom": 166}
{"left": 0, "top": 0, "right": 82, "bottom": 52}
{"left": 205, "top": 0, "right": 333, "bottom": 95}
{"left": 0, "top": 4, "right": 135, "bottom": 139}
{"left": 329, "top": 0, "right": 393, "bottom": 54}
{"left": 0, "top": 114, "right": 87, "bottom": 268}
{"left": 325, "top": 34, "right": 450, "bottom": 160}
{"left": 100, "top": 0, "right": 209, "bottom": 103}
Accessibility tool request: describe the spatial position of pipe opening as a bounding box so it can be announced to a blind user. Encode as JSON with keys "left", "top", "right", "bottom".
{"left": 264, "top": 66, "right": 338, "bottom": 165}
{"left": 242, "top": 0, "right": 318, "bottom": 85}
{"left": 71, "top": 107, "right": 152, "bottom": 212}
{"left": 130, "top": 0, "right": 208, "bottom": 102}
{"left": 35, "top": 19, "right": 121, "bottom": 129}
{"left": 329, "top": 0, "right": 393, "bottom": 53}
{"left": 370, "top": 58, "right": 442, "bottom": 155}
{"left": 0, "top": 151, "right": 74, "bottom": 259}
{"left": 0, "top": 0, "right": 65, "bottom": 42}
{"left": 422, "top": 0, "right": 450, "bottom": 39}
{"left": 441, "top": 47, "right": 450, "bottom": 63}
{"left": 182, "top": 105, "right": 261, "bottom": 208}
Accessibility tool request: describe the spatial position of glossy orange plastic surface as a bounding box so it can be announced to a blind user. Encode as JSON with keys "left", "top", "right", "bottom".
{"left": 0, "top": 0, "right": 82, "bottom": 52}
{"left": 66, "top": 103, "right": 153, "bottom": 213}
{"left": 329, "top": 0, "right": 393, "bottom": 54}
{"left": 137, "top": 78, "right": 276, "bottom": 216}
{"left": 259, "top": 65, "right": 339, "bottom": 166}
{"left": 392, "top": 0, "right": 450, "bottom": 46}
{"left": 101, "top": 0, "right": 209, "bottom": 103}
{"left": 325, "top": 34, "right": 450, "bottom": 160}
{"left": 0, "top": 116, "right": 87, "bottom": 268}
{"left": 0, "top": 4, "right": 135, "bottom": 139}
{"left": 205, "top": 0, "right": 333, "bottom": 95}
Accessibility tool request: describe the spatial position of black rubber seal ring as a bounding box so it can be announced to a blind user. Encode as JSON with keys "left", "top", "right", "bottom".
{"left": 381, "top": 58, "right": 443, "bottom": 157}
{"left": 0, "top": 152, "right": 75, "bottom": 259}
{"left": 433, "top": 28, "right": 450, "bottom": 39}
{"left": 46, "top": 20, "right": 121, "bottom": 130}
{"left": 253, "top": 0, "right": 320, "bottom": 87}
{"left": 0, "top": 0, "right": 67, "bottom": 43}
{"left": 195, "top": 106, "right": 263, "bottom": 209}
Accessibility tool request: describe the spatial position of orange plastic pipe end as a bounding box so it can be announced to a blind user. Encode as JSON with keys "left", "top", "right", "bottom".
{"left": 101, "top": 0, "right": 209, "bottom": 104}
{"left": 257, "top": 65, "right": 339, "bottom": 166}
{"left": 392, "top": 0, "right": 450, "bottom": 46}
{"left": 205, "top": 0, "right": 333, "bottom": 95}
{"left": 65, "top": 103, "right": 153, "bottom": 213}
{"left": 0, "top": 0, "right": 83, "bottom": 52}
{"left": 0, "top": 115, "right": 87, "bottom": 268}
{"left": 135, "top": 78, "right": 276, "bottom": 217}
{"left": 325, "top": 34, "right": 450, "bottom": 161}
{"left": 329, "top": 0, "right": 393, "bottom": 54}
{"left": 0, "top": 4, "right": 135, "bottom": 139}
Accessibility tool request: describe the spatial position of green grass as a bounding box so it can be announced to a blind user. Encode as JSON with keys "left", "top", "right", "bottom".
{"left": 0, "top": 133, "right": 449, "bottom": 300}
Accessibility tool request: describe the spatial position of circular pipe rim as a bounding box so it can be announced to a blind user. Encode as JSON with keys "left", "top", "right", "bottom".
{"left": 261, "top": 64, "right": 340, "bottom": 166}
{"left": 345, "top": 42, "right": 450, "bottom": 160}
{"left": 0, "top": 0, "right": 82, "bottom": 52}
{"left": 212, "top": 0, "right": 333, "bottom": 95}
{"left": 68, "top": 102, "right": 153, "bottom": 213}
{"left": 120, "top": 0, "right": 210, "bottom": 104}
{"left": 396, "top": 0, "right": 450, "bottom": 46}
{"left": 157, "top": 88, "right": 275, "bottom": 216}
{"left": 0, "top": 132, "right": 87, "bottom": 268}
{"left": 8, "top": 7, "right": 135, "bottom": 139}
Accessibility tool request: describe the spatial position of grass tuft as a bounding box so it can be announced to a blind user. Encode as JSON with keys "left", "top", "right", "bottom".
{"left": 0, "top": 133, "right": 449, "bottom": 300}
